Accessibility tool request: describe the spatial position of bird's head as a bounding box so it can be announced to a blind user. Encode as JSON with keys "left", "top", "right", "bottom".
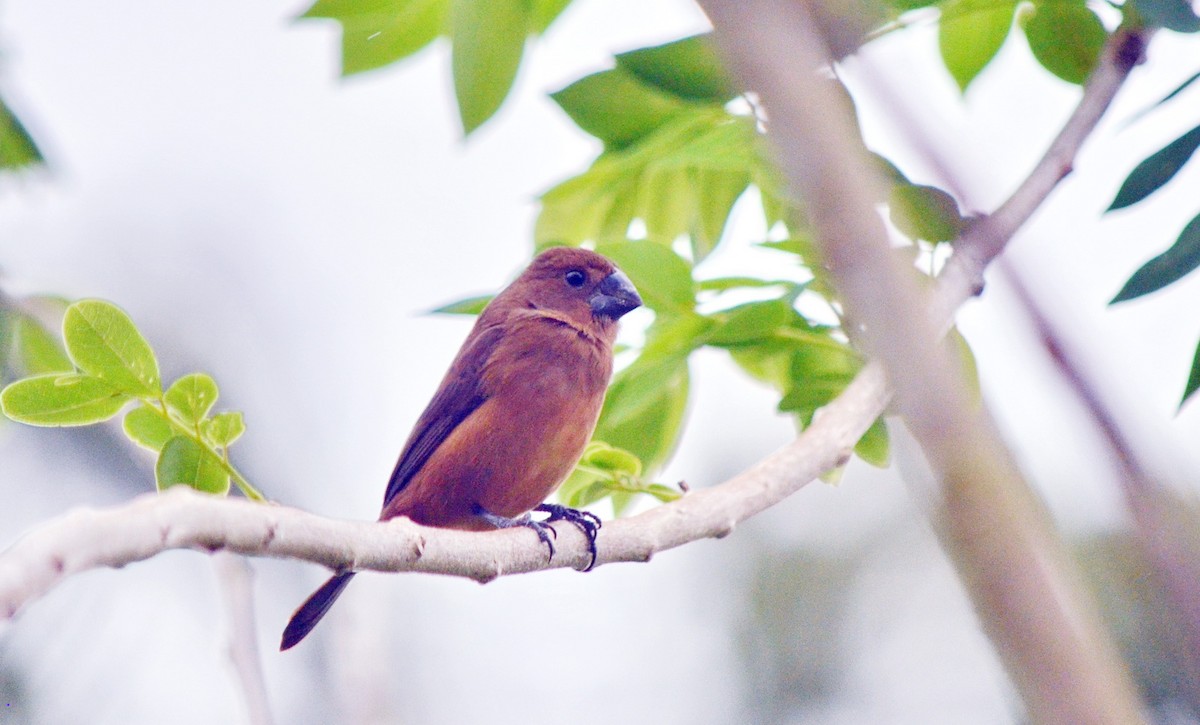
{"left": 499, "top": 247, "right": 642, "bottom": 333}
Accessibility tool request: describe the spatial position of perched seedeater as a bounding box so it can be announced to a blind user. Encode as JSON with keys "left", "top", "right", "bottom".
{"left": 281, "top": 247, "right": 642, "bottom": 650}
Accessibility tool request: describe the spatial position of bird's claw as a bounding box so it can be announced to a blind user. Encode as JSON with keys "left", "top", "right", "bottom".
{"left": 535, "top": 503, "right": 601, "bottom": 571}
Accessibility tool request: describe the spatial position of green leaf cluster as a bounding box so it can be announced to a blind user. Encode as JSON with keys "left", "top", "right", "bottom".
{"left": 301, "top": 0, "right": 575, "bottom": 134}
{"left": 557, "top": 441, "right": 682, "bottom": 516}
{"left": 936, "top": 0, "right": 1106, "bottom": 91}
{"left": 540, "top": 33, "right": 789, "bottom": 263}
{"left": 1103, "top": 74, "right": 1200, "bottom": 408}
{"left": 0, "top": 300, "right": 261, "bottom": 499}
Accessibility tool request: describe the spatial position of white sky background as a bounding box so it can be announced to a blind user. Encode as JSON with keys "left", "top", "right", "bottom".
{"left": 1, "top": 0, "right": 1199, "bottom": 723}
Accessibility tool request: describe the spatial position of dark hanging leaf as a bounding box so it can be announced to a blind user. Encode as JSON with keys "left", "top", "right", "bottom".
{"left": 1123, "top": 70, "right": 1200, "bottom": 126}
{"left": 1181, "top": 336, "right": 1200, "bottom": 408}
{"left": 1132, "top": 0, "right": 1200, "bottom": 32}
{"left": 1108, "top": 124, "right": 1200, "bottom": 211}
{"left": 1111, "top": 211, "right": 1200, "bottom": 302}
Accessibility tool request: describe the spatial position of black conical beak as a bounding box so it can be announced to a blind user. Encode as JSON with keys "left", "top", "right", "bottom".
{"left": 589, "top": 269, "right": 642, "bottom": 320}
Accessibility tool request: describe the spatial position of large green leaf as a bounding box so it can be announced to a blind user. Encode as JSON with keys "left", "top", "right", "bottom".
{"left": 595, "top": 240, "right": 696, "bottom": 315}
{"left": 551, "top": 69, "right": 688, "bottom": 151}
{"left": 1023, "top": 0, "right": 1107, "bottom": 85}
{"left": 595, "top": 355, "right": 690, "bottom": 474}
{"left": 614, "top": 34, "right": 739, "bottom": 103}
{"left": 156, "top": 435, "right": 230, "bottom": 494}
{"left": 62, "top": 300, "right": 160, "bottom": 397}
{"left": 1, "top": 373, "right": 130, "bottom": 426}
{"left": 1108, "top": 124, "right": 1200, "bottom": 211}
{"left": 451, "top": 0, "right": 530, "bottom": 134}
{"left": 1111, "top": 211, "right": 1200, "bottom": 302}
{"left": 303, "top": 0, "right": 449, "bottom": 75}
{"left": 537, "top": 111, "right": 767, "bottom": 253}
{"left": 938, "top": 0, "right": 1017, "bottom": 91}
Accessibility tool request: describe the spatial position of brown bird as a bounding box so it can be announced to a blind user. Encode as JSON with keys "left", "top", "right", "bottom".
{"left": 280, "top": 247, "right": 642, "bottom": 650}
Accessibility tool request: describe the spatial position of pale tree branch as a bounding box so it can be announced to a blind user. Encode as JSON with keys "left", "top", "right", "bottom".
{"left": 0, "top": 16, "right": 1147, "bottom": 704}
{"left": 694, "top": 1, "right": 1147, "bottom": 723}
{"left": 214, "top": 553, "right": 275, "bottom": 725}
{"left": 998, "top": 259, "right": 1200, "bottom": 710}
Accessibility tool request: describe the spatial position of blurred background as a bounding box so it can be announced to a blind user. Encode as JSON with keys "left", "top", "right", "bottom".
{"left": 2, "top": 0, "right": 1200, "bottom": 723}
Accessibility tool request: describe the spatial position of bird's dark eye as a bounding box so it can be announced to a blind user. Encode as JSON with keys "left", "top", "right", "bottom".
{"left": 564, "top": 269, "right": 586, "bottom": 288}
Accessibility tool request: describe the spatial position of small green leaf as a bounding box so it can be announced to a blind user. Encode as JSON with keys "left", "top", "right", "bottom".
{"left": 13, "top": 313, "right": 73, "bottom": 375}
{"left": 854, "top": 416, "right": 890, "bottom": 467}
{"left": 1, "top": 373, "right": 130, "bottom": 426}
{"left": 586, "top": 445, "right": 643, "bottom": 477}
{"left": 889, "top": 183, "right": 965, "bottom": 243}
{"left": 156, "top": 435, "right": 230, "bottom": 494}
{"left": 1108, "top": 125, "right": 1200, "bottom": 211}
{"left": 1111, "top": 211, "right": 1200, "bottom": 303}
{"left": 1023, "top": 0, "right": 1107, "bottom": 85}
{"left": 938, "top": 0, "right": 1017, "bottom": 91}
{"left": 165, "top": 373, "right": 219, "bottom": 424}
{"left": 551, "top": 69, "right": 688, "bottom": 150}
{"left": 615, "top": 34, "right": 739, "bottom": 103}
{"left": 302, "top": 0, "right": 450, "bottom": 76}
{"left": 204, "top": 411, "right": 246, "bottom": 448}
{"left": 1132, "top": 0, "right": 1200, "bottom": 32}
{"left": 595, "top": 241, "right": 696, "bottom": 315}
{"left": 1182, "top": 336, "right": 1200, "bottom": 408}
{"left": 451, "top": 0, "right": 530, "bottom": 134}
{"left": 123, "top": 405, "right": 174, "bottom": 451}
{"left": 63, "top": 300, "right": 160, "bottom": 397}
{"left": 432, "top": 294, "right": 493, "bottom": 315}
{"left": 0, "top": 92, "right": 44, "bottom": 171}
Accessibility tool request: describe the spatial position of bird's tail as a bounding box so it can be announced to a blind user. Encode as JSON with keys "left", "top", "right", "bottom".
{"left": 280, "top": 572, "right": 356, "bottom": 651}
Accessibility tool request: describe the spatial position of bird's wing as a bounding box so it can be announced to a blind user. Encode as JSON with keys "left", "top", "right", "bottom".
{"left": 381, "top": 324, "right": 505, "bottom": 506}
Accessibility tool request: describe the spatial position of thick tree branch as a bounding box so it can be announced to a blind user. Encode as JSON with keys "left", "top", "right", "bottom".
{"left": 0, "top": 13, "right": 1145, "bottom": 673}
{"left": 695, "top": 1, "right": 1147, "bottom": 723}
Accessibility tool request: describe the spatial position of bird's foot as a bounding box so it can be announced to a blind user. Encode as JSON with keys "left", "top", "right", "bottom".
{"left": 535, "top": 503, "right": 601, "bottom": 571}
{"left": 474, "top": 506, "right": 558, "bottom": 562}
